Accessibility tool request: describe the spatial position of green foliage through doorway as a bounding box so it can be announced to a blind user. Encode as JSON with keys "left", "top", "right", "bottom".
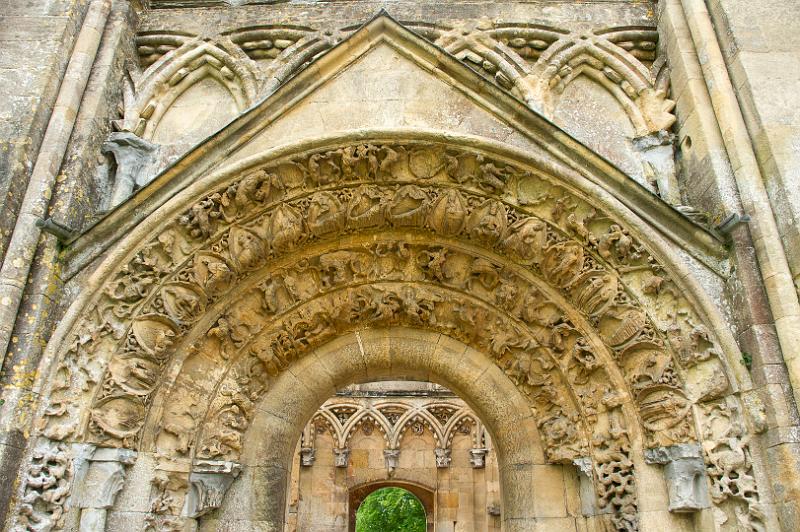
{"left": 355, "top": 487, "right": 427, "bottom": 532}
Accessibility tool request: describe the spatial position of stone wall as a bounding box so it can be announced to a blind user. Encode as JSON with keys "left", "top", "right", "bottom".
{"left": 0, "top": 1, "right": 799, "bottom": 531}
{"left": 287, "top": 386, "right": 502, "bottom": 531}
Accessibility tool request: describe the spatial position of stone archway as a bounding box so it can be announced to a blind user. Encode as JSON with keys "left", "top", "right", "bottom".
{"left": 14, "top": 135, "right": 769, "bottom": 531}
{"left": 349, "top": 481, "right": 434, "bottom": 532}
{"left": 217, "top": 329, "right": 545, "bottom": 531}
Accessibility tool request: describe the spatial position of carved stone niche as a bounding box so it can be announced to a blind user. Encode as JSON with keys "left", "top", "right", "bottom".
{"left": 182, "top": 460, "right": 242, "bottom": 518}
{"left": 75, "top": 447, "right": 137, "bottom": 532}
{"left": 573, "top": 457, "right": 612, "bottom": 517}
{"left": 334, "top": 447, "right": 350, "bottom": 468}
{"left": 469, "top": 448, "right": 488, "bottom": 469}
{"left": 644, "top": 443, "right": 710, "bottom": 513}
{"left": 300, "top": 447, "right": 316, "bottom": 467}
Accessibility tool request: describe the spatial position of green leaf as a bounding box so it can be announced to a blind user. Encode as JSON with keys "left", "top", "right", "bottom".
{"left": 355, "top": 487, "right": 426, "bottom": 532}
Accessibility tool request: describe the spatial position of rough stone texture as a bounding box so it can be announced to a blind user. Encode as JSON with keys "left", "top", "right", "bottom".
{"left": 0, "top": 0, "right": 89, "bottom": 262}
{"left": 0, "top": 1, "right": 799, "bottom": 531}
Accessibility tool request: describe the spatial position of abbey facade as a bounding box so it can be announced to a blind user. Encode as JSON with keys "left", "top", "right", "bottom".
{"left": 0, "top": 1, "right": 798, "bottom": 531}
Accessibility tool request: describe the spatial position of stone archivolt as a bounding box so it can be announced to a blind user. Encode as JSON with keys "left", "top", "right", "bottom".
{"left": 32, "top": 140, "right": 757, "bottom": 531}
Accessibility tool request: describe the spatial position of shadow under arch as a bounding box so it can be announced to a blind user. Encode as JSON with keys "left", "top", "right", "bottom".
{"left": 349, "top": 481, "right": 434, "bottom": 532}
{"left": 216, "top": 328, "right": 545, "bottom": 531}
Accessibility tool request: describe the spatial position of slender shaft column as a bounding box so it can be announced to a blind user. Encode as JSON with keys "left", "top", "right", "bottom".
{"left": 679, "top": 0, "right": 800, "bottom": 408}
{"left": 0, "top": 0, "right": 112, "bottom": 367}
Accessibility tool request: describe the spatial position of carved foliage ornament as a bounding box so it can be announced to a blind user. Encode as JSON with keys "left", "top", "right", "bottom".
{"left": 41, "top": 142, "right": 735, "bottom": 530}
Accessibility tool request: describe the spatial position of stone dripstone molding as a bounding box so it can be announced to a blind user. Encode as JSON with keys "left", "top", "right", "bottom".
{"left": 20, "top": 137, "right": 763, "bottom": 530}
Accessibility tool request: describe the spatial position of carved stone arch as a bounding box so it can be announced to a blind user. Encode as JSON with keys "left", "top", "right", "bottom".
{"left": 25, "top": 128, "right": 764, "bottom": 530}
{"left": 120, "top": 38, "right": 258, "bottom": 140}
{"left": 225, "top": 329, "right": 546, "bottom": 530}
{"left": 533, "top": 36, "right": 675, "bottom": 136}
{"left": 310, "top": 407, "right": 347, "bottom": 448}
{"left": 224, "top": 25, "right": 339, "bottom": 92}
{"left": 392, "top": 407, "right": 446, "bottom": 450}
{"left": 441, "top": 408, "right": 481, "bottom": 450}
{"left": 437, "top": 33, "right": 538, "bottom": 103}
{"left": 342, "top": 407, "right": 393, "bottom": 449}
{"left": 348, "top": 479, "right": 435, "bottom": 532}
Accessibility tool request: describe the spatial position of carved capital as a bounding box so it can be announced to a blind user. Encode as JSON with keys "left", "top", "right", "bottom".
{"left": 182, "top": 460, "right": 242, "bottom": 518}
{"left": 469, "top": 448, "right": 488, "bottom": 469}
{"left": 300, "top": 447, "right": 316, "bottom": 467}
{"left": 76, "top": 447, "right": 137, "bottom": 510}
{"left": 435, "top": 447, "right": 452, "bottom": 468}
{"left": 333, "top": 447, "right": 350, "bottom": 468}
{"left": 383, "top": 449, "right": 400, "bottom": 475}
{"left": 645, "top": 443, "right": 709, "bottom": 512}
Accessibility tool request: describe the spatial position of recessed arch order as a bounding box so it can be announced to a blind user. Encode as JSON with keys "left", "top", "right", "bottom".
{"left": 35, "top": 133, "right": 762, "bottom": 531}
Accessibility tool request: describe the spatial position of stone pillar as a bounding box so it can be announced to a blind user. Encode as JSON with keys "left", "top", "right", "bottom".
{"left": 645, "top": 443, "right": 710, "bottom": 512}
{"left": 75, "top": 447, "right": 137, "bottom": 532}
{"left": 182, "top": 460, "right": 242, "bottom": 519}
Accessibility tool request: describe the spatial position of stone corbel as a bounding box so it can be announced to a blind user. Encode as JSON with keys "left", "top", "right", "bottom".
{"left": 384, "top": 449, "right": 400, "bottom": 476}
{"left": 573, "top": 457, "right": 612, "bottom": 517}
{"left": 75, "top": 447, "right": 137, "bottom": 532}
{"left": 333, "top": 447, "right": 350, "bottom": 468}
{"left": 300, "top": 447, "right": 316, "bottom": 466}
{"left": 182, "top": 460, "right": 242, "bottom": 519}
{"left": 645, "top": 443, "right": 709, "bottom": 512}
{"left": 469, "top": 448, "right": 488, "bottom": 469}
{"left": 102, "top": 131, "right": 159, "bottom": 209}
{"left": 435, "top": 447, "right": 452, "bottom": 468}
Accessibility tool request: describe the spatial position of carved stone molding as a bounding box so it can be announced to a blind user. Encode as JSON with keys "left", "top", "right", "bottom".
{"left": 36, "top": 139, "right": 745, "bottom": 531}
{"left": 182, "top": 460, "right": 242, "bottom": 518}
{"left": 305, "top": 398, "right": 487, "bottom": 471}
{"left": 17, "top": 441, "right": 74, "bottom": 531}
{"left": 645, "top": 443, "right": 709, "bottom": 513}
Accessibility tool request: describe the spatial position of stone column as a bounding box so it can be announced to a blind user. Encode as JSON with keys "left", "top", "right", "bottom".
{"left": 75, "top": 447, "right": 137, "bottom": 532}
{"left": 182, "top": 460, "right": 242, "bottom": 520}
{"left": 645, "top": 443, "right": 709, "bottom": 512}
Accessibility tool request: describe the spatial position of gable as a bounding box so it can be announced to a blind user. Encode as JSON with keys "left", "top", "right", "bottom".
{"left": 64, "top": 14, "right": 726, "bottom": 279}
{"left": 228, "top": 40, "right": 529, "bottom": 165}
